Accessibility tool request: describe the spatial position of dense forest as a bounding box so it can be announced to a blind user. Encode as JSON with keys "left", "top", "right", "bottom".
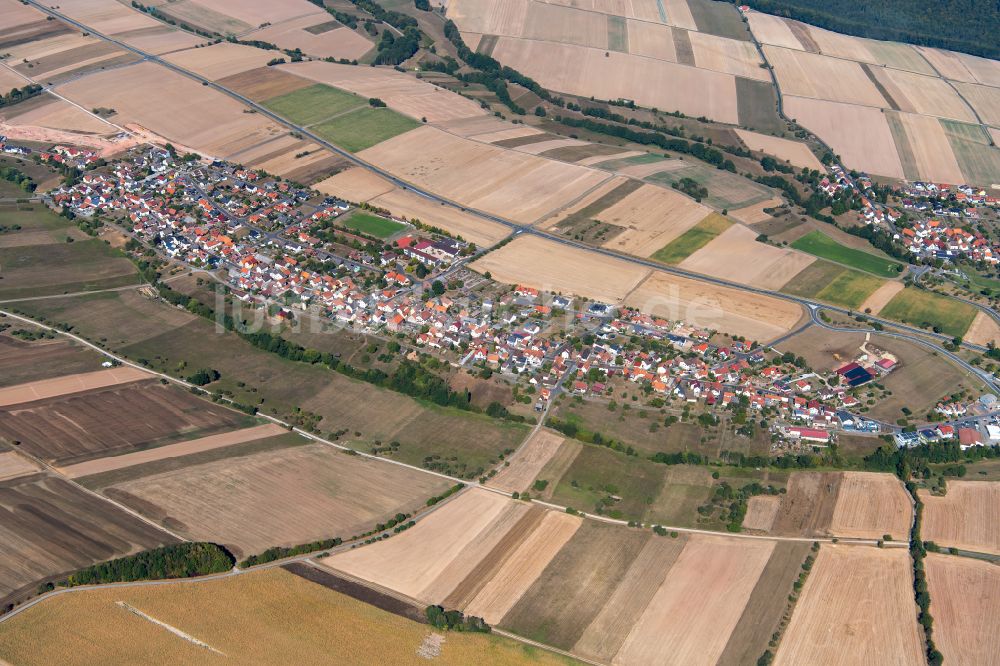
{"left": 747, "top": 0, "right": 1000, "bottom": 60}
{"left": 62, "top": 543, "right": 234, "bottom": 586}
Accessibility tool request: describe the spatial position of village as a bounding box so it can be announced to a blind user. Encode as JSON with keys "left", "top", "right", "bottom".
{"left": 39, "top": 146, "right": 1000, "bottom": 455}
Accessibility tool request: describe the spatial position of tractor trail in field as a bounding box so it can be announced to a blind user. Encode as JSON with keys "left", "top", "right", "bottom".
{"left": 115, "top": 602, "right": 225, "bottom": 656}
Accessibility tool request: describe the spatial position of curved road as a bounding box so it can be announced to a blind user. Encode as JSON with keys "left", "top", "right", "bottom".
{"left": 21, "top": 1, "right": 997, "bottom": 379}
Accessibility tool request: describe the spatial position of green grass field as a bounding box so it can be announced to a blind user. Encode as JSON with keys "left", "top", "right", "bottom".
{"left": 652, "top": 213, "right": 731, "bottom": 264}
{"left": 262, "top": 83, "right": 365, "bottom": 126}
{"left": 549, "top": 444, "right": 665, "bottom": 521}
{"left": 879, "top": 286, "right": 978, "bottom": 338}
{"left": 340, "top": 211, "right": 405, "bottom": 238}
{"left": 312, "top": 107, "right": 420, "bottom": 152}
{"left": 791, "top": 230, "right": 904, "bottom": 278}
{"left": 781, "top": 259, "right": 884, "bottom": 309}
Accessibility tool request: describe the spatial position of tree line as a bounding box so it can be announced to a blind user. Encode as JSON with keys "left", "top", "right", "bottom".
{"left": 553, "top": 115, "right": 737, "bottom": 172}
{"left": 62, "top": 543, "right": 234, "bottom": 586}
{"left": 0, "top": 84, "right": 42, "bottom": 110}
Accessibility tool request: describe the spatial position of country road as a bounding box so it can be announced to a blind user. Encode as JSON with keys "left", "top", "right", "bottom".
{"left": 21, "top": 0, "right": 1000, "bottom": 377}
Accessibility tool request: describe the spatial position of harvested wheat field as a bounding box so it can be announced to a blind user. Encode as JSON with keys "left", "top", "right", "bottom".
{"left": 742, "top": 495, "right": 781, "bottom": 532}
{"left": 924, "top": 553, "right": 1000, "bottom": 666}
{"left": 488, "top": 428, "right": 566, "bottom": 494}
{"left": 281, "top": 61, "right": 485, "bottom": 123}
{"left": 953, "top": 52, "right": 1000, "bottom": 88}
{"left": 59, "top": 422, "right": 287, "bottom": 479}
{"left": 435, "top": 115, "right": 544, "bottom": 141}
{"left": 514, "top": 138, "right": 591, "bottom": 156}
{"left": 0, "top": 473, "right": 173, "bottom": 608}
{"left": 537, "top": 174, "right": 630, "bottom": 230}
{"left": 570, "top": 534, "right": 689, "bottom": 662}
{"left": 4, "top": 30, "right": 102, "bottom": 65}
{"left": 243, "top": 14, "right": 373, "bottom": 60}
{"left": 57, "top": 62, "right": 286, "bottom": 159}
{"left": 249, "top": 139, "right": 342, "bottom": 183}
{"left": 418, "top": 502, "right": 541, "bottom": 607}
{"left": 785, "top": 96, "right": 904, "bottom": 179}
{"left": 775, "top": 545, "right": 924, "bottom": 666}
{"left": 471, "top": 235, "right": 650, "bottom": 304}
{"left": 460, "top": 509, "right": 582, "bottom": 624}
{"left": 359, "top": 126, "right": 611, "bottom": 224}
{"left": 829, "top": 472, "right": 912, "bottom": 541}
{"left": 916, "top": 47, "right": 979, "bottom": 84}
{"left": 46, "top": 0, "right": 159, "bottom": 34}
{"left": 745, "top": 11, "right": 805, "bottom": 50}
{"left": 314, "top": 166, "right": 395, "bottom": 202}
{"left": 0, "top": 366, "right": 151, "bottom": 407}
{"left": 920, "top": 481, "right": 1000, "bottom": 555}
{"left": 625, "top": 270, "right": 804, "bottom": 341}
{"left": 764, "top": 46, "right": 887, "bottom": 107}
{"left": 964, "top": 310, "right": 1000, "bottom": 346}
{"left": 0, "top": 336, "right": 104, "bottom": 388}
{"left": 679, "top": 224, "right": 816, "bottom": 290}
{"left": 624, "top": 19, "right": 677, "bottom": 60}
{"left": 953, "top": 82, "right": 1000, "bottom": 128}
{"left": 889, "top": 111, "right": 965, "bottom": 183}
{"left": 596, "top": 184, "right": 712, "bottom": 257}
{"left": 859, "top": 279, "right": 905, "bottom": 314}
{"left": 215, "top": 66, "right": 312, "bottom": 102}
{"left": 734, "top": 129, "right": 823, "bottom": 170}
{"left": 8, "top": 37, "right": 136, "bottom": 83}
{"left": 446, "top": 0, "right": 531, "bottom": 35}
{"left": 369, "top": 188, "right": 510, "bottom": 247}
{"left": 0, "top": 567, "right": 574, "bottom": 665}
{"left": 689, "top": 31, "right": 770, "bottom": 81}
{"left": 320, "top": 488, "right": 519, "bottom": 602}
{"left": 490, "top": 38, "right": 741, "bottom": 123}
{"left": 0, "top": 381, "right": 249, "bottom": 466}
{"left": 729, "top": 197, "right": 785, "bottom": 224}
{"left": 875, "top": 67, "right": 977, "bottom": 122}
{"left": 163, "top": 42, "right": 276, "bottom": 80}
{"left": 98, "top": 441, "right": 450, "bottom": 560}
{"left": 761, "top": 471, "right": 842, "bottom": 537}
{"left": 0, "top": 0, "right": 48, "bottom": 29}
{"left": 0, "top": 451, "right": 40, "bottom": 482}
{"left": 112, "top": 25, "right": 205, "bottom": 56}
{"left": 500, "top": 520, "right": 654, "bottom": 650}
{"left": 3, "top": 95, "right": 115, "bottom": 135}
{"left": 615, "top": 534, "right": 775, "bottom": 666}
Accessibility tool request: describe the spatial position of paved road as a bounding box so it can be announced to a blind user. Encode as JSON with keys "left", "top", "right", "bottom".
{"left": 806, "top": 305, "right": 998, "bottom": 392}
{"left": 24, "top": 0, "right": 996, "bottom": 366}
